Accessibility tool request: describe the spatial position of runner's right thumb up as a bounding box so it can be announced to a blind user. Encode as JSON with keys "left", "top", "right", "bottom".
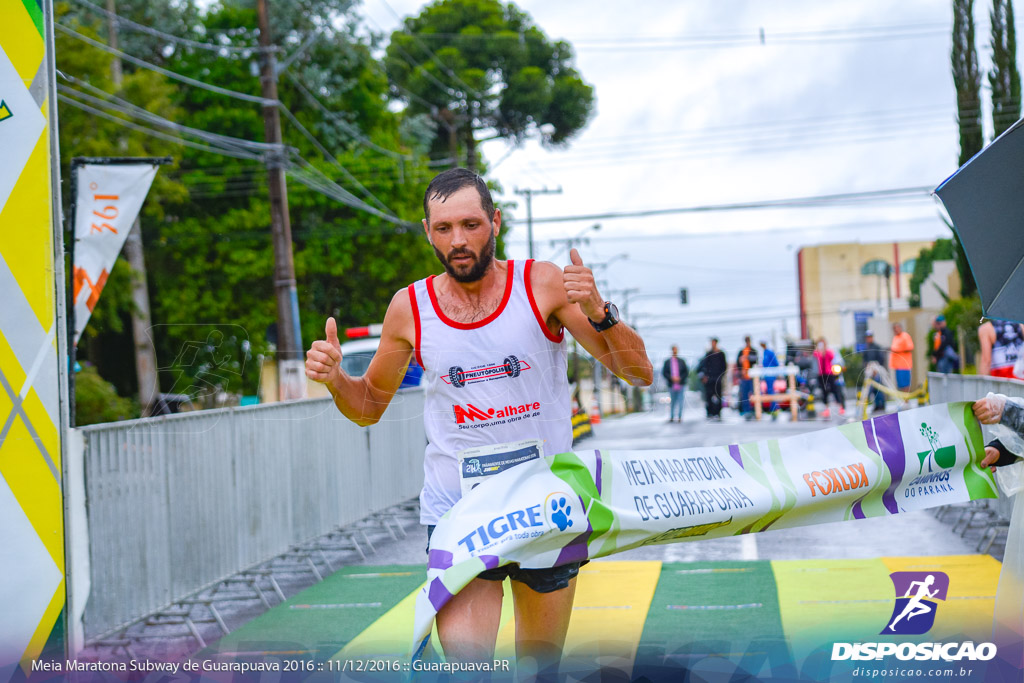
{"left": 325, "top": 317, "right": 340, "bottom": 350}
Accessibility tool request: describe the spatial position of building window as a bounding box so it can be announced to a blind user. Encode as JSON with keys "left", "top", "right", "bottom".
{"left": 900, "top": 258, "right": 917, "bottom": 274}
{"left": 861, "top": 259, "right": 893, "bottom": 276}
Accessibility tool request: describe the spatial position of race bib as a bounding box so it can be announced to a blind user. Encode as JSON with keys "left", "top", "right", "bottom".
{"left": 458, "top": 439, "right": 543, "bottom": 496}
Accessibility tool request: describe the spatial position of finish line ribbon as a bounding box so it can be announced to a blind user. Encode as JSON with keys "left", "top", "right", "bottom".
{"left": 413, "top": 402, "right": 998, "bottom": 654}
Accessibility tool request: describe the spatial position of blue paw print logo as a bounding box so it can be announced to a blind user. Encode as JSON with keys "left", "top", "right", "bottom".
{"left": 550, "top": 496, "right": 573, "bottom": 531}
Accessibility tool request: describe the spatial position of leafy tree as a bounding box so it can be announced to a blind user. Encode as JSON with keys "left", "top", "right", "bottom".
{"left": 55, "top": 4, "right": 187, "bottom": 396}
{"left": 908, "top": 239, "right": 954, "bottom": 308}
{"left": 951, "top": 0, "right": 982, "bottom": 296}
{"left": 385, "top": 0, "right": 595, "bottom": 170}
{"left": 990, "top": 0, "right": 1021, "bottom": 136}
{"left": 75, "top": 365, "right": 139, "bottom": 425}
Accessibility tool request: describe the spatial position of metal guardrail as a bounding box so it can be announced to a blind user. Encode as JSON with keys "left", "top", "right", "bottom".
{"left": 77, "top": 390, "right": 426, "bottom": 641}
{"left": 927, "top": 372, "right": 1024, "bottom": 403}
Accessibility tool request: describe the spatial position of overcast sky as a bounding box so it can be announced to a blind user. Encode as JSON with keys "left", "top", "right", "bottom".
{"left": 359, "top": 0, "right": 1006, "bottom": 363}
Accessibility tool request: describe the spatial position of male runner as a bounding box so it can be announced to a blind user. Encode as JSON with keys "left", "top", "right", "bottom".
{"left": 305, "top": 169, "right": 653, "bottom": 670}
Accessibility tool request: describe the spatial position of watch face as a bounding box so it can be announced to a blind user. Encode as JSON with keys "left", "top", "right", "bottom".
{"left": 606, "top": 302, "right": 620, "bottom": 323}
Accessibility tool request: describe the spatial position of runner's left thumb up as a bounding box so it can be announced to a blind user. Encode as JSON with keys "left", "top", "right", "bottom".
{"left": 325, "top": 317, "right": 340, "bottom": 349}
{"left": 569, "top": 248, "right": 584, "bottom": 267}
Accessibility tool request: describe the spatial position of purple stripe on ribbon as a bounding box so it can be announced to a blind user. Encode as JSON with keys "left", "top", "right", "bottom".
{"left": 595, "top": 450, "right": 603, "bottom": 496}
{"left": 851, "top": 499, "right": 866, "bottom": 520}
{"left": 728, "top": 444, "right": 744, "bottom": 469}
{"left": 478, "top": 555, "right": 500, "bottom": 570}
{"left": 428, "top": 549, "right": 453, "bottom": 571}
{"left": 863, "top": 413, "right": 906, "bottom": 515}
{"left": 554, "top": 495, "right": 592, "bottom": 565}
{"left": 427, "top": 577, "right": 454, "bottom": 612}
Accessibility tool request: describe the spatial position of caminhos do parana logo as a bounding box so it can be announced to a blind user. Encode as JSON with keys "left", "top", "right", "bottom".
{"left": 916, "top": 422, "right": 956, "bottom": 474}
{"left": 444, "top": 355, "right": 531, "bottom": 388}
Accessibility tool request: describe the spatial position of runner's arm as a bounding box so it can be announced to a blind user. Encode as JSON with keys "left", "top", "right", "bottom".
{"left": 306, "top": 289, "right": 415, "bottom": 426}
{"left": 977, "top": 323, "right": 993, "bottom": 376}
{"left": 531, "top": 258, "right": 653, "bottom": 386}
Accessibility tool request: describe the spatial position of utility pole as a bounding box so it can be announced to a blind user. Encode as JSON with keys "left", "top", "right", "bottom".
{"left": 106, "top": 0, "right": 161, "bottom": 415}
{"left": 257, "top": 0, "right": 304, "bottom": 400}
{"left": 514, "top": 186, "right": 561, "bottom": 259}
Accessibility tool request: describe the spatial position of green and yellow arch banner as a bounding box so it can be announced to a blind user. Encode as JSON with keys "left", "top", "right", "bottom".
{"left": 0, "top": 0, "right": 67, "bottom": 678}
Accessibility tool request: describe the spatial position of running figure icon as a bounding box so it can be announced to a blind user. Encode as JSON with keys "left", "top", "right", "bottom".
{"left": 887, "top": 574, "right": 939, "bottom": 632}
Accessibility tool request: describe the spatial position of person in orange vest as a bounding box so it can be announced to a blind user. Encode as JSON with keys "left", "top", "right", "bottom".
{"left": 736, "top": 336, "right": 758, "bottom": 419}
{"left": 890, "top": 322, "right": 915, "bottom": 393}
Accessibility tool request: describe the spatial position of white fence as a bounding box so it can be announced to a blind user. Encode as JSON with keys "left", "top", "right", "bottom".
{"left": 71, "top": 390, "right": 426, "bottom": 642}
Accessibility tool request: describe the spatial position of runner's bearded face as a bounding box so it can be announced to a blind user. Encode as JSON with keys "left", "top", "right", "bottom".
{"left": 425, "top": 186, "right": 497, "bottom": 284}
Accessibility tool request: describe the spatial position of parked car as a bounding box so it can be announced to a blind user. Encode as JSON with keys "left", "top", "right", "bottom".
{"left": 341, "top": 324, "right": 423, "bottom": 388}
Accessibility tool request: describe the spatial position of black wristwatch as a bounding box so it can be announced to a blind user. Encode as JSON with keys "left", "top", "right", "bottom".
{"left": 589, "top": 301, "right": 620, "bottom": 332}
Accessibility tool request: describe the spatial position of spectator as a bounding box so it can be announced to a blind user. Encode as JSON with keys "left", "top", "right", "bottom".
{"left": 930, "top": 315, "right": 958, "bottom": 374}
{"left": 813, "top": 337, "right": 845, "bottom": 418}
{"left": 759, "top": 339, "right": 780, "bottom": 416}
{"left": 662, "top": 345, "right": 688, "bottom": 423}
{"left": 978, "top": 319, "right": 1024, "bottom": 378}
{"left": 890, "top": 322, "right": 914, "bottom": 393}
{"left": 736, "top": 336, "right": 758, "bottom": 419}
{"left": 697, "top": 338, "right": 727, "bottom": 421}
{"left": 862, "top": 330, "right": 888, "bottom": 413}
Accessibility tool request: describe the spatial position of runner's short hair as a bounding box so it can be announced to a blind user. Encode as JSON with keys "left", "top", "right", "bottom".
{"left": 423, "top": 168, "right": 494, "bottom": 225}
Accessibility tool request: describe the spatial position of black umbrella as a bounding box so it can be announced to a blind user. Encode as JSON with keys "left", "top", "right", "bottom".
{"left": 935, "top": 118, "right": 1024, "bottom": 324}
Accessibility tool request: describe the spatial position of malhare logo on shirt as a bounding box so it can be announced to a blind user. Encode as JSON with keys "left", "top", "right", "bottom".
{"left": 882, "top": 571, "right": 948, "bottom": 635}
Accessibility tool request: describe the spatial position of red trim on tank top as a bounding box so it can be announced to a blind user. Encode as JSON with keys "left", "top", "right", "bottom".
{"left": 407, "top": 283, "right": 424, "bottom": 369}
{"left": 426, "top": 260, "right": 515, "bottom": 330}
{"left": 524, "top": 259, "right": 565, "bottom": 343}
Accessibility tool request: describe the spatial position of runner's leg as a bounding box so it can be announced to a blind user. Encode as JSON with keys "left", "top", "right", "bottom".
{"left": 436, "top": 577, "right": 504, "bottom": 662}
{"left": 511, "top": 578, "right": 577, "bottom": 679}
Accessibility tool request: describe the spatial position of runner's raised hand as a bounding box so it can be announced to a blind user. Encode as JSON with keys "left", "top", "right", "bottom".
{"left": 563, "top": 248, "right": 604, "bottom": 321}
{"left": 306, "top": 317, "right": 343, "bottom": 385}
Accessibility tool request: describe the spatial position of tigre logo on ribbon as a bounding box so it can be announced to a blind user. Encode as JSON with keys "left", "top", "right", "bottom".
{"left": 882, "top": 571, "right": 949, "bottom": 635}
{"left": 444, "top": 355, "right": 531, "bottom": 388}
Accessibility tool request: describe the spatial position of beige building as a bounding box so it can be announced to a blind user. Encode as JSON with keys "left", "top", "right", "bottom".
{"left": 797, "top": 240, "right": 935, "bottom": 353}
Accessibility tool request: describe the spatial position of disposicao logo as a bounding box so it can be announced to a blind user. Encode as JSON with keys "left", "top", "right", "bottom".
{"left": 883, "top": 571, "right": 948, "bottom": 635}
{"left": 831, "top": 570, "right": 997, "bottom": 663}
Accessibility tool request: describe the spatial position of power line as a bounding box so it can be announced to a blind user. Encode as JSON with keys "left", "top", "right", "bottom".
{"left": 510, "top": 186, "right": 935, "bottom": 226}
{"left": 284, "top": 71, "right": 414, "bottom": 160}
{"left": 58, "top": 78, "right": 280, "bottom": 155}
{"left": 71, "top": 0, "right": 279, "bottom": 53}
{"left": 277, "top": 104, "right": 397, "bottom": 214}
{"left": 57, "top": 94, "right": 263, "bottom": 161}
{"left": 56, "top": 23, "right": 277, "bottom": 105}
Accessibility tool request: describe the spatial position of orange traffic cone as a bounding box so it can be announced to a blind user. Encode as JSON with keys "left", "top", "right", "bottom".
{"left": 589, "top": 397, "right": 602, "bottom": 425}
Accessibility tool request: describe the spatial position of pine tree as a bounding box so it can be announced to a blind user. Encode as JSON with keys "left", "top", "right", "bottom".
{"left": 951, "top": 0, "right": 982, "bottom": 296}
{"left": 990, "top": 0, "right": 1022, "bottom": 136}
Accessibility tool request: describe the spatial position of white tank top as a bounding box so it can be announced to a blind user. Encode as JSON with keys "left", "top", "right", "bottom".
{"left": 409, "top": 260, "right": 572, "bottom": 524}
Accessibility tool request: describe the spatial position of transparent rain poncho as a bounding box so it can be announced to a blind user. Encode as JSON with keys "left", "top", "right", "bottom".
{"left": 985, "top": 393, "right": 1024, "bottom": 669}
